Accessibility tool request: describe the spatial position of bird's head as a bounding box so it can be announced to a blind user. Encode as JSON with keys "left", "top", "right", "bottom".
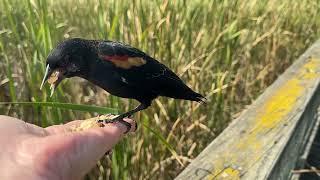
{"left": 40, "top": 38, "right": 94, "bottom": 96}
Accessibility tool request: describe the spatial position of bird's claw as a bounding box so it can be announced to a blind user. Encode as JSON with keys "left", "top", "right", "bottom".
{"left": 98, "top": 117, "right": 134, "bottom": 134}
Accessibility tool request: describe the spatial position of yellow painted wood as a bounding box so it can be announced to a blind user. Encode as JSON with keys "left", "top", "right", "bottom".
{"left": 207, "top": 58, "right": 319, "bottom": 179}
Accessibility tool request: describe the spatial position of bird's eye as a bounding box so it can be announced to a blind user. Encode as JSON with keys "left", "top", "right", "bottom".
{"left": 58, "top": 55, "right": 70, "bottom": 67}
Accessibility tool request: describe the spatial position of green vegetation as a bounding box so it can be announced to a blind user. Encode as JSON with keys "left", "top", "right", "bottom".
{"left": 0, "top": 0, "right": 319, "bottom": 179}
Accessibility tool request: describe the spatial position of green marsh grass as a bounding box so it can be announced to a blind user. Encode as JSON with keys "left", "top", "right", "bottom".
{"left": 0, "top": 0, "right": 320, "bottom": 179}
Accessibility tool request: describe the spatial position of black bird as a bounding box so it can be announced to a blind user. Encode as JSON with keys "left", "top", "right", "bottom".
{"left": 40, "top": 38, "right": 205, "bottom": 132}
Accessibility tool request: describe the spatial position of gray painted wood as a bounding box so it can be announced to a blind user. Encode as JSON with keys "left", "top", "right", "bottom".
{"left": 291, "top": 107, "right": 320, "bottom": 180}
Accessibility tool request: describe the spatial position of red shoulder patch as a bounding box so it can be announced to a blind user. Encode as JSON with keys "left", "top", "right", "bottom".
{"left": 100, "top": 55, "right": 129, "bottom": 61}
{"left": 99, "top": 55, "right": 146, "bottom": 69}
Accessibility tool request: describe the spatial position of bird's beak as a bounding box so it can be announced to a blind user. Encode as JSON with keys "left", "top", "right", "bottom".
{"left": 40, "top": 65, "right": 52, "bottom": 90}
{"left": 40, "top": 64, "right": 65, "bottom": 97}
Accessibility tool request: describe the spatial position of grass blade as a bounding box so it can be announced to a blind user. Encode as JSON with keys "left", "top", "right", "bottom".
{"left": 0, "top": 102, "right": 118, "bottom": 114}
{"left": 142, "top": 122, "right": 184, "bottom": 166}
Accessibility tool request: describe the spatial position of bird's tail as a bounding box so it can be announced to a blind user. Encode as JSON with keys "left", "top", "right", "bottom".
{"left": 184, "top": 91, "right": 207, "bottom": 104}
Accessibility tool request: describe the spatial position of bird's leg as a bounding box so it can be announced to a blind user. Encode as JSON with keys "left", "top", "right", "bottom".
{"left": 98, "top": 103, "right": 149, "bottom": 133}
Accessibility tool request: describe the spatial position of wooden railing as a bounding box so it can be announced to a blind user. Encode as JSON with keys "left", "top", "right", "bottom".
{"left": 176, "top": 41, "right": 320, "bottom": 180}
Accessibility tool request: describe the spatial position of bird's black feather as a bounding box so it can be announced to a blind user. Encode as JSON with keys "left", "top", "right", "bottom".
{"left": 44, "top": 38, "right": 205, "bottom": 123}
{"left": 96, "top": 40, "right": 205, "bottom": 103}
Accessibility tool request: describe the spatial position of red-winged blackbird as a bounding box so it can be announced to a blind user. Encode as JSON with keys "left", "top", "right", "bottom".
{"left": 41, "top": 38, "right": 205, "bottom": 132}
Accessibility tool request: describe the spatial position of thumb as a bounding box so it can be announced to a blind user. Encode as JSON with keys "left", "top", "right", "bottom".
{"left": 40, "top": 118, "right": 136, "bottom": 179}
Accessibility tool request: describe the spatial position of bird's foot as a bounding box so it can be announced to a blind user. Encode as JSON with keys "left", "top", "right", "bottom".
{"left": 98, "top": 115, "right": 133, "bottom": 134}
{"left": 72, "top": 114, "right": 136, "bottom": 134}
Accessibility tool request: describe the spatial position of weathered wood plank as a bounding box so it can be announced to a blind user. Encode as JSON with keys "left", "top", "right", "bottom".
{"left": 291, "top": 107, "right": 320, "bottom": 180}
{"left": 176, "top": 41, "right": 320, "bottom": 180}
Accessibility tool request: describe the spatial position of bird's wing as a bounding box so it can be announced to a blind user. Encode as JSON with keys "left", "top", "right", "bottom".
{"left": 97, "top": 41, "right": 183, "bottom": 85}
{"left": 97, "top": 41, "right": 203, "bottom": 101}
{"left": 97, "top": 40, "right": 145, "bottom": 58}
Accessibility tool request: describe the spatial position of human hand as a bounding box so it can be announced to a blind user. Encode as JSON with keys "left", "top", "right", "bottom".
{"left": 0, "top": 115, "right": 136, "bottom": 180}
